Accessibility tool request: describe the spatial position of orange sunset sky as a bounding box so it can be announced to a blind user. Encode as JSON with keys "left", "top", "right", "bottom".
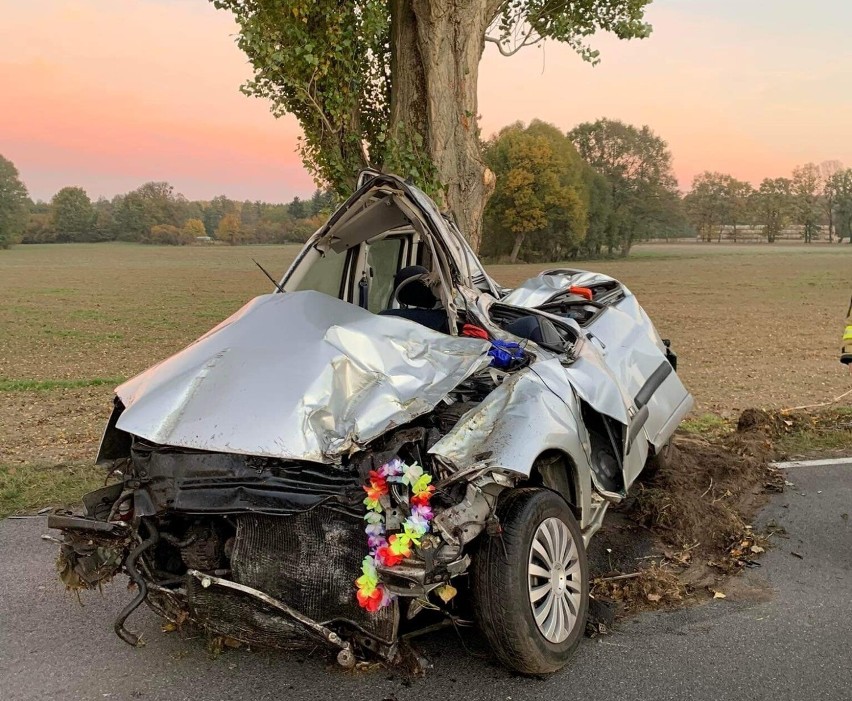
{"left": 1, "top": 0, "right": 850, "bottom": 203}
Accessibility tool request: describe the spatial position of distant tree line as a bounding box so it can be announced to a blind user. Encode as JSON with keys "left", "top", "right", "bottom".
{"left": 683, "top": 162, "right": 852, "bottom": 244}
{"left": 3, "top": 133, "right": 851, "bottom": 256}
{"left": 1, "top": 160, "right": 336, "bottom": 248}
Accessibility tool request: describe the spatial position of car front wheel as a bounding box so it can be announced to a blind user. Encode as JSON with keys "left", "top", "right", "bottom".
{"left": 471, "top": 487, "right": 589, "bottom": 675}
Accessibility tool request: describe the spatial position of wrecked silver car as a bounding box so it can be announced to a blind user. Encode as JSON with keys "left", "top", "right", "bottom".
{"left": 50, "top": 172, "right": 693, "bottom": 675}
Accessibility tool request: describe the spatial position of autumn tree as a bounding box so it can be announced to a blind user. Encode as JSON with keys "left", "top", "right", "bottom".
{"left": 482, "top": 121, "right": 588, "bottom": 262}
{"left": 203, "top": 195, "right": 238, "bottom": 236}
{"left": 50, "top": 186, "right": 96, "bottom": 242}
{"left": 791, "top": 163, "right": 822, "bottom": 243}
{"left": 145, "top": 224, "right": 194, "bottom": 245}
{"left": 569, "top": 118, "right": 682, "bottom": 254}
{"left": 0, "top": 154, "right": 29, "bottom": 249}
{"left": 217, "top": 212, "right": 244, "bottom": 245}
{"left": 22, "top": 209, "right": 53, "bottom": 243}
{"left": 211, "top": 0, "right": 654, "bottom": 249}
{"left": 756, "top": 178, "right": 793, "bottom": 243}
{"left": 182, "top": 218, "right": 207, "bottom": 241}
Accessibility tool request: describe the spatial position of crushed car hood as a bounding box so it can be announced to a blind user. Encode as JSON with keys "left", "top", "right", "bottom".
{"left": 114, "top": 291, "right": 491, "bottom": 462}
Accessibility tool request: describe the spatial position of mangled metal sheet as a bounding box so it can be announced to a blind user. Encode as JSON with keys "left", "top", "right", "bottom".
{"left": 500, "top": 270, "right": 626, "bottom": 308}
{"left": 114, "top": 291, "right": 491, "bottom": 462}
{"left": 574, "top": 296, "right": 694, "bottom": 452}
{"left": 430, "top": 358, "right": 589, "bottom": 475}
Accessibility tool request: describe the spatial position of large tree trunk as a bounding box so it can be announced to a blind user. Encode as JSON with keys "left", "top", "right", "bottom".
{"left": 388, "top": 1, "right": 497, "bottom": 251}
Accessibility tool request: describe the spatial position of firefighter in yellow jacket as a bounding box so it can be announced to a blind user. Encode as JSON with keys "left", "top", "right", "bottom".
{"left": 843, "top": 295, "right": 852, "bottom": 368}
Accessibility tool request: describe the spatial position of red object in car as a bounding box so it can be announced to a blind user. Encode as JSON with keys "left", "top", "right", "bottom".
{"left": 462, "top": 323, "right": 490, "bottom": 340}
{"left": 568, "top": 285, "right": 594, "bottom": 301}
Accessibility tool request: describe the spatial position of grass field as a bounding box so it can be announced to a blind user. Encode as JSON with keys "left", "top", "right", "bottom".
{"left": 2, "top": 241, "right": 851, "bottom": 514}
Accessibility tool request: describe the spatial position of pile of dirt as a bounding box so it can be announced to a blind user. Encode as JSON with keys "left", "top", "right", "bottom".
{"left": 590, "top": 410, "right": 785, "bottom": 616}
{"left": 632, "top": 428, "right": 778, "bottom": 552}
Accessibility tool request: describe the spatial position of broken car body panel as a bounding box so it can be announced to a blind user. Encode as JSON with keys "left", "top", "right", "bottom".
{"left": 56, "top": 173, "right": 693, "bottom": 671}
{"left": 113, "top": 290, "right": 490, "bottom": 462}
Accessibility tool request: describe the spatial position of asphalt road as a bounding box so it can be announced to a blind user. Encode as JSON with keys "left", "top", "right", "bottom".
{"left": 1, "top": 462, "right": 850, "bottom": 701}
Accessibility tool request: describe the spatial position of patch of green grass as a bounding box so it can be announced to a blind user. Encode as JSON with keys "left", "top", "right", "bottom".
{"left": 776, "top": 430, "right": 852, "bottom": 457}
{"left": 69, "top": 309, "right": 108, "bottom": 321}
{"left": 775, "top": 408, "right": 852, "bottom": 458}
{"left": 0, "top": 377, "right": 125, "bottom": 392}
{"left": 0, "top": 461, "right": 107, "bottom": 518}
{"left": 41, "top": 327, "right": 85, "bottom": 339}
{"left": 679, "top": 413, "right": 731, "bottom": 436}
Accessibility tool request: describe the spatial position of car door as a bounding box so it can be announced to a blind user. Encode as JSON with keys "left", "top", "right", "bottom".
{"left": 582, "top": 295, "right": 693, "bottom": 487}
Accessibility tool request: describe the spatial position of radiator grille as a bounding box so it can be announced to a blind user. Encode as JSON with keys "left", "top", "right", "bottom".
{"left": 188, "top": 508, "right": 397, "bottom": 647}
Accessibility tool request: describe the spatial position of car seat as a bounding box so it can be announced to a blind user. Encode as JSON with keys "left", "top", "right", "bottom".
{"left": 378, "top": 265, "right": 449, "bottom": 333}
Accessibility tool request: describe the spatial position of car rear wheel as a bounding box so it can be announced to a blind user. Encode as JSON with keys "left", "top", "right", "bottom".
{"left": 471, "top": 488, "right": 589, "bottom": 675}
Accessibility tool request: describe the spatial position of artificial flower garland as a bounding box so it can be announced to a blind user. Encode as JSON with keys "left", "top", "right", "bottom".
{"left": 355, "top": 457, "right": 435, "bottom": 612}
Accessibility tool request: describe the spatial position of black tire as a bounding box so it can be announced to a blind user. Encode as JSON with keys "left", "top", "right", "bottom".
{"left": 471, "top": 488, "right": 589, "bottom": 675}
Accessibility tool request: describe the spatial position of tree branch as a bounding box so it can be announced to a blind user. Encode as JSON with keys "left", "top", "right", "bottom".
{"left": 484, "top": 26, "right": 543, "bottom": 57}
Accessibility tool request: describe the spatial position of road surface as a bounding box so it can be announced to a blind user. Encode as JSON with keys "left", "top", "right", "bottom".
{"left": 1, "top": 461, "right": 850, "bottom": 701}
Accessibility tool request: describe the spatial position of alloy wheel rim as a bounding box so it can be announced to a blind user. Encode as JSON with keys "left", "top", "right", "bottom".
{"left": 527, "top": 516, "right": 582, "bottom": 644}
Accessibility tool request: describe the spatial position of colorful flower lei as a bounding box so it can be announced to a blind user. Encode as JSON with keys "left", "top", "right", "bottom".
{"left": 355, "top": 457, "right": 435, "bottom": 612}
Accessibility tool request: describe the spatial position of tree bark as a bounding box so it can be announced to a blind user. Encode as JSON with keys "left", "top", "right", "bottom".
{"left": 509, "top": 231, "right": 525, "bottom": 263}
{"left": 388, "top": 0, "right": 497, "bottom": 251}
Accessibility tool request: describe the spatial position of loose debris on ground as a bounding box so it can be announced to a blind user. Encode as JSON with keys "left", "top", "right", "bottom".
{"left": 589, "top": 406, "right": 851, "bottom": 627}
{"left": 589, "top": 408, "right": 792, "bottom": 623}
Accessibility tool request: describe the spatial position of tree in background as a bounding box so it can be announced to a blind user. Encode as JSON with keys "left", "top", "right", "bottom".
{"left": 684, "top": 172, "right": 753, "bottom": 242}
{"left": 216, "top": 213, "right": 244, "bottom": 245}
{"left": 203, "top": 195, "right": 238, "bottom": 237}
{"left": 145, "top": 224, "right": 194, "bottom": 245}
{"left": 579, "top": 168, "right": 614, "bottom": 256}
{"left": 50, "top": 186, "right": 96, "bottom": 242}
{"left": 791, "top": 163, "right": 822, "bottom": 243}
{"left": 91, "top": 197, "right": 117, "bottom": 242}
{"left": 113, "top": 182, "right": 185, "bottom": 241}
{"left": 755, "top": 178, "right": 793, "bottom": 243}
{"left": 684, "top": 172, "right": 727, "bottom": 242}
{"left": 0, "top": 154, "right": 29, "bottom": 249}
{"left": 212, "top": 0, "right": 653, "bottom": 249}
{"left": 819, "top": 160, "right": 843, "bottom": 242}
{"left": 827, "top": 168, "right": 852, "bottom": 244}
{"left": 309, "top": 189, "right": 336, "bottom": 216}
{"left": 23, "top": 206, "right": 53, "bottom": 243}
{"left": 725, "top": 177, "right": 755, "bottom": 242}
{"left": 482, "top": 121, "right": 588, "bottom": 262}
{"left": 288, "top": 196, "right": 307, "bottom": 219}
{"left": 569, "top": 119, "right": 683, "bottom": 254}
{"left": 182, "top": 218, "right": 207, "bottom": 241}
